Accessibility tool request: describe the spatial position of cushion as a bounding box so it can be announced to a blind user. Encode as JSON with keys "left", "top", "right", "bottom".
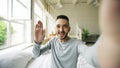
{"left": 27, "top": 52, "right": 51, "bottom": 68}
{"left": 0, "top": 51, "right": 32, "bottom": 68}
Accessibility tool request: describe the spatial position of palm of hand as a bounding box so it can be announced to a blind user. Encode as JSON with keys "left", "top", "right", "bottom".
{"left": 34, "top": 21, "right": 45, "bottom": 43}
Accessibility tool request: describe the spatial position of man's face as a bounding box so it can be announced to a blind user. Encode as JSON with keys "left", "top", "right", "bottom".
{"left": 55, "top": 19, "right": 70, "bottom": 40}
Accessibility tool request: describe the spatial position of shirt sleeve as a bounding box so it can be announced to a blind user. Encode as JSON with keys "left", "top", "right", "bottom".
{"left": 32, "top": 39, "right": 53, "bottom": 58}
{"left": 78, "top": 42, "right": 89, "bottom": 56}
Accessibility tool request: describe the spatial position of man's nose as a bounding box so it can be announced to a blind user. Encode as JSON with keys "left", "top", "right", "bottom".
{"left": 60, "top": 26, "right": 64, "bottom": 32}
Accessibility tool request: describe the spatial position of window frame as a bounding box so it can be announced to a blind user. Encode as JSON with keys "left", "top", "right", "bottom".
{"left": 0, "top": 0, "right": 32, "bottom": 49}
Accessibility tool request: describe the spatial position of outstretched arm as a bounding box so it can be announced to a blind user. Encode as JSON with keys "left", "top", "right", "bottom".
{"left": 98, "top": 0, "right": 120, "bottom": 68}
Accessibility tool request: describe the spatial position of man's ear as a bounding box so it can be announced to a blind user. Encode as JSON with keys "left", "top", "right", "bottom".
{"left": 68, "top": 27, "right": 71, "bottom": 32}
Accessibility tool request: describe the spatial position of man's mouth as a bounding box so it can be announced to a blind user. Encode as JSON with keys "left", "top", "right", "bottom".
{"left": 60, "top": 33, "right": 64, "bottom": 37}
{"left": 59, "top": 32, "right": 65, "bottom": 37}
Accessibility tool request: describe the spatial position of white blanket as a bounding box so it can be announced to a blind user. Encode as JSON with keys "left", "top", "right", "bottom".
{"left": 27, "top": 51, "right": 51, "bottom": 68}
{"left": 0, "top": 51, "right": 32, "bottom": 68}
{"left": 0, "top": 47, "right": 95, "bottom": 68}
{"left": 27, "top": 51, "right": 94, "bottom": 68}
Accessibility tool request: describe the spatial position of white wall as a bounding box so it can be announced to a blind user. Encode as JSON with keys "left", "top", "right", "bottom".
{"left": 48, "top": 3, "right": 100, "bottom": 35}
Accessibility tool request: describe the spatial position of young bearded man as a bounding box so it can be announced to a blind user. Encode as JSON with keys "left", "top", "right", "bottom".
{"left": 33, "top": 15, "right": 88, "bottom": 68}
{"left": 33, "top": 0, "right": 120, "bottom": 67}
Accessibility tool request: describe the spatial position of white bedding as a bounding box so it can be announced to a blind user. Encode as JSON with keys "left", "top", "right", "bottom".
{"left": 27, "top": 51, "right": 51, "bottom": 68}
{"left": 0, "top": 51, "right": 32, "bottom": 68}
{"left": 0, "top": 47, "right": 95, "bottom": 68}
{"left": 26, "top": 50, "right": 95, "bottom": 68}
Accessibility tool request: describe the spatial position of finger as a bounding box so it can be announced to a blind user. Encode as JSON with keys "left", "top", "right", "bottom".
{"left": 42, "top": 29, "right": 46, "bottom": 35}
{"left": 38, "top": 20, "right": 43, "bottom": 30}
{"left": 38, "top": 20, "right": 42, "bottom": 24}
{"left": 35, "top": 24, "right": 40, "bottom": 30}
{"left": 41, "top": 22, "right": 43, "bottom": 30}
{"left": 38, "top": 20, "right": 43, "bottom": 28}
{"left": 42, "top": 29, "right": 46, "bottom": 40}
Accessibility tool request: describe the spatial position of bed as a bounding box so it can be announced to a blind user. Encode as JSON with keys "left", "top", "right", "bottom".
{"left": 0, "top": 46, "right": 95, "bottom": 68}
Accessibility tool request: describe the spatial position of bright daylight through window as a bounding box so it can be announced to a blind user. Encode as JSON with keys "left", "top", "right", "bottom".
{"left": 0, "top": 0, "right": 31, "bottom": 49}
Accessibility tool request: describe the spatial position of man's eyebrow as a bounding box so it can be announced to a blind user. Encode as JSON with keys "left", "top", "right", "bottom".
{"left": 63, "top": 24, "right": 69, "bottom": 26}
{"left": 56, "top": 24, "right": 60, "bottom": 27}
{"left": 56, "top": 24, "right": 60, "bottom": 25}
{"left": 64, "top": 24, "right": 69, "bottom": 25}
{"left": 56, "top": 24, "right": 69, "bottom": 26}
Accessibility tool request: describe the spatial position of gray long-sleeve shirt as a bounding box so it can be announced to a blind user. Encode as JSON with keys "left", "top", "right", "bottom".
{"left": 33, "top": 37, "right": 88, "bottom": 68}
{"left": 83, "top": 37, "right": 101, "bottom": 68}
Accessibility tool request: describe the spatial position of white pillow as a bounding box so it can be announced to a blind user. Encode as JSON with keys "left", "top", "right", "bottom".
{"left": 27, "top": 52, "right": 51, "bottom": 68}
{"left": 0, "top": 51, "right": 32, "bottom": 68}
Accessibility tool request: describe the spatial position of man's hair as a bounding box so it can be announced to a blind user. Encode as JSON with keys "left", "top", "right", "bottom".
{"left": 56, "top": 15, "right": 69, "bottom": 22}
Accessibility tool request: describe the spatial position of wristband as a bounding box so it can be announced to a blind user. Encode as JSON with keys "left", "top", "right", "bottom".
{"left": 34, "top": 40, "right": 42, "bottom": 44}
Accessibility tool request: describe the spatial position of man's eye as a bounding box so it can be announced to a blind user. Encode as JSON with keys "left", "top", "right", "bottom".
{"left": 64, "top": 25, "right": 68, "bottom": 28}
{"left": 57, "top": 25, "right": 60, "bottom": 28}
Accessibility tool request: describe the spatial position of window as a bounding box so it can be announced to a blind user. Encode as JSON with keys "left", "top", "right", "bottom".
{"left": 0, "top": 21, "right": 7, "bottom": 46}
{"left": 0, "top": 0, "right": 8, "bottom": 18}
{"left": 0, "top": 0, "right": 31, "bottom": 49}
{"left": 11, "top": 0, "right": 31, "bottom": 19}
{"left": 34, "top": 2, "right": 46, "bottom": 29}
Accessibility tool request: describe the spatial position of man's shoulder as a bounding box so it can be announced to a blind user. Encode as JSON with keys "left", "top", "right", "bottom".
{"left": 49, "top": 37, "right": 58, "bottom": 42}
{"left": 70, "top": 38, "right": 82, "bottom": 42}
{"left": 69, "top": 38, "right": 83, "bottom": 45}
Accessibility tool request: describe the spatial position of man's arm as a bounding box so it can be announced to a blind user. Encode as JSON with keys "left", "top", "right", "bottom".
{"left": 33, "top": 20, "right": 51, "bottom": 58}
{"left": 78, "top": 41, "right": 88, "bottom": 55}
{"left": 33, "top": 40, "right": 51, "bottom": 58}
{"left": 98, "top": 0, "right": 120, "bottom": 68}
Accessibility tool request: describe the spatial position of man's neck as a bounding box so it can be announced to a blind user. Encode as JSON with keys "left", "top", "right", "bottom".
{"left": 60, "top": 36, "right": 70, "bottom": 42}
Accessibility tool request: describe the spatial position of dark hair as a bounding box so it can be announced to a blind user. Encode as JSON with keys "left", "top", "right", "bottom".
{"left": 56, "top": 15, "right": 69, "bottom": 22}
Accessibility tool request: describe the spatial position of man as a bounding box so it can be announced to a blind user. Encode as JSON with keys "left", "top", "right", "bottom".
{"left": 33, "top": 0, "right": 120, "bottom": 68}
{"left": 33, "top": 15, "right": 88, "bottom": 68}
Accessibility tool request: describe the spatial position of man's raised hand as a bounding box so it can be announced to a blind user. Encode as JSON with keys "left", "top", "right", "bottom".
{"left": 34, "top": 20, "right": 45, "bottom": 43}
